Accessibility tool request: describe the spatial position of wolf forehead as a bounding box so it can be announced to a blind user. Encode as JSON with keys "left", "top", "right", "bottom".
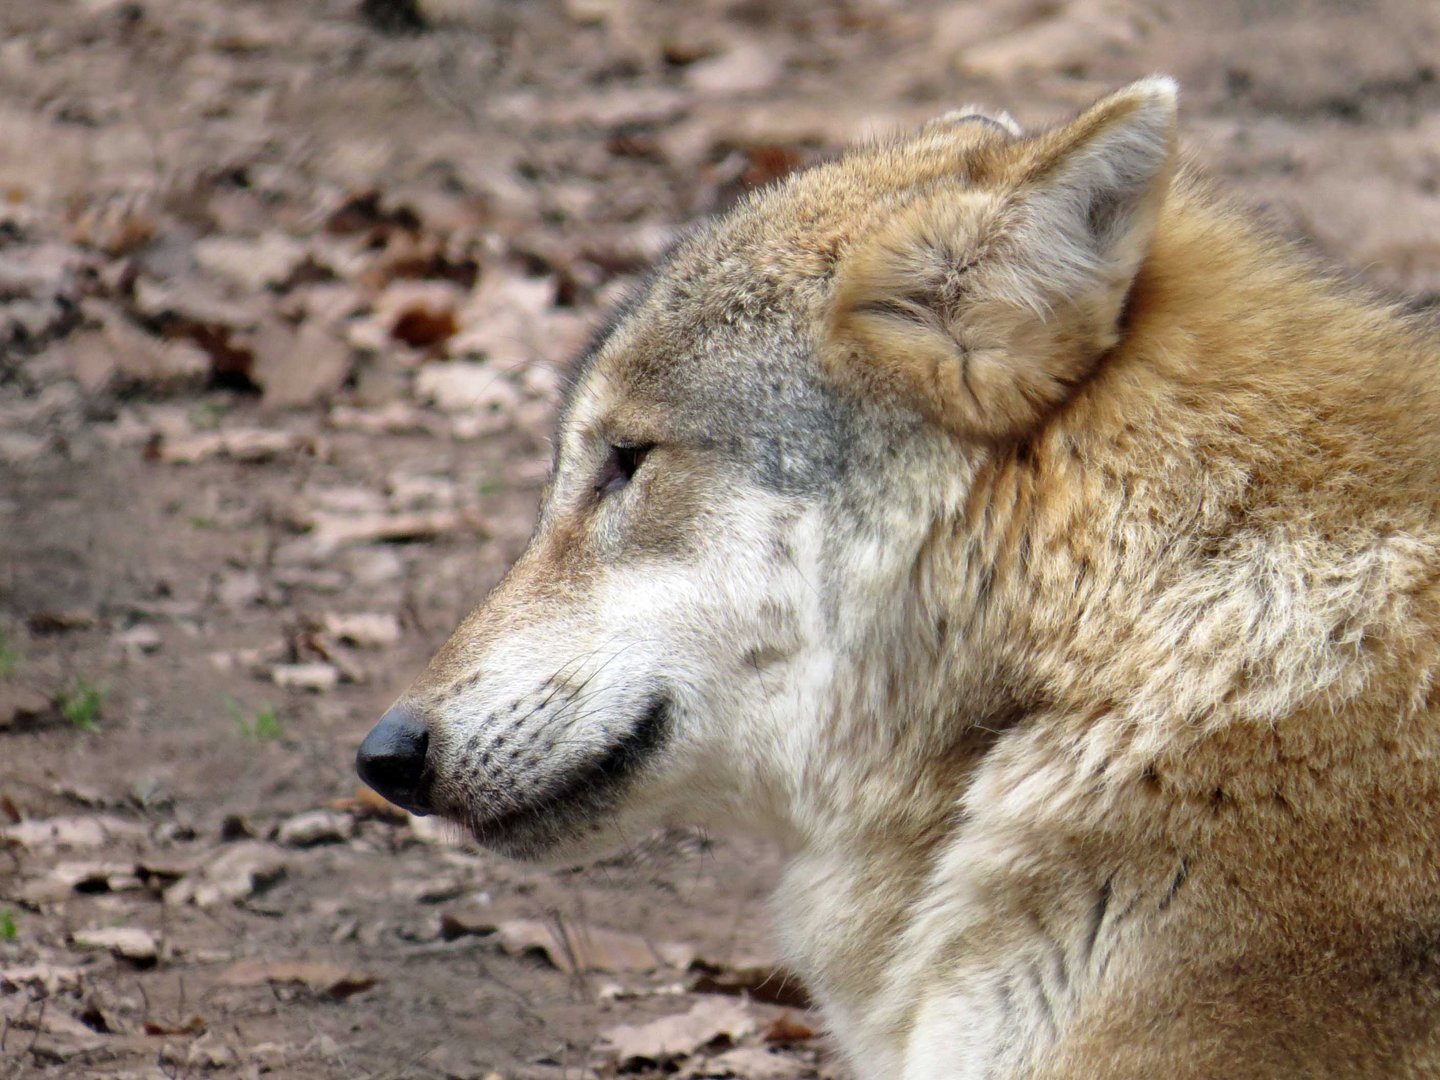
{"left": 561, "top": 120, "right": 1021, "bottom": 493}
{"left": 569, "top": 313, "right": 854, "bottom": 496}
{"left": 561, "top": 245, "right": 851, "bottom": 494}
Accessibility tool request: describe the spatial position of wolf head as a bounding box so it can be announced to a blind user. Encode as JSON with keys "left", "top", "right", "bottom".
{"left": 356, "top": 78, "right": 1179, "bottom": 860}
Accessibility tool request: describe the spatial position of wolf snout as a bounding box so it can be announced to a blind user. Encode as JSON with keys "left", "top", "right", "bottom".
{"left": 356, "top": 705, "right": 434, "bottom": 816}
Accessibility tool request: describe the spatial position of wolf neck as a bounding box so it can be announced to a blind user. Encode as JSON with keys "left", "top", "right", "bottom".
{"left": 771, "top": 179, "right": 1440, "bottom": 1075}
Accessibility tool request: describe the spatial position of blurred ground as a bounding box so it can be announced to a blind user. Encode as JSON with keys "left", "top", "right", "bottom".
{"left": 1, "top": 0, "right": 1438, "bottom": 1077}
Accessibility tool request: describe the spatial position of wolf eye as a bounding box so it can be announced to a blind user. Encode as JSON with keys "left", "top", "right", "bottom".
{"left": 595, "top": 443, "right": 652, "bottom": 497}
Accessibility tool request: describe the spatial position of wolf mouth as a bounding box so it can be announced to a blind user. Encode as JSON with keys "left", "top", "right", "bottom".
{"left": 462, "top": 697, "right": 671, "bottom": 854}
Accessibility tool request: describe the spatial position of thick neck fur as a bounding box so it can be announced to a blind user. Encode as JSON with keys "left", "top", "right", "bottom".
{"left": 772, "top": 173, "right": 1440, "bottom": 1076}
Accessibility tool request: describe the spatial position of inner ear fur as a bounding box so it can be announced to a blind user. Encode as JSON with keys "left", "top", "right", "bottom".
{"left": 827, "top": 77, "right": 1179, "bottom": 441}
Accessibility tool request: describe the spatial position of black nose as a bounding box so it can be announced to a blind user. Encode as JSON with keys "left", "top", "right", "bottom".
{"left": 356, "top": 706, "right": 433, "bottom": 815}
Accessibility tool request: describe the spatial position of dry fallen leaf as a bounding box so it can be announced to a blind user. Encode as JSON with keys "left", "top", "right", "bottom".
{"left": 370, "top": 279, "right": 464, "bottom": 349}
{"left": 602, "top": 998, "right": 757, "bottom": 1068}
{"left": 71, "top": 926, "right": 160, "bottom": 966}
{"left": 250, "top": 321, "right": 353, "bottom": 409}
{"left": 690, "top": 1046, "right": 808, "bottom": 1079}
{"left": 50, "top": 328, "right": 121, "bottom": 393}
{"left": 131, "top": 275, "right": 267, "bottom": 334}
{"left": 685, "top": 42, "right": 784, "bottom": 97}
{"left": 142, "top": 1015, "right": 207, "bottom": 1037}
{"left": 413, "top": 361, "right": 523, "bottom": 415}
{"left": 179, "top": 1030, "right": 242, "bottom": 1069}
{"left": 14, "top": 860, "right": 144, "bottom": 904}
{"left": 0, "top": 684, "right": 53, "bottom": 732}
{"left": 328, "top": 401, "right": 441, "bottom": 436}
{"left": 324, "top": 189, "right": 421, "bottom": 238}
{"left": 68, "top": 192, "right": 158, "bottom": 256}
{"left": 391, "top": 305, "right": 458, "bottom": 348}
{"left": 2, "top": 814, "right": 147, "bottom": 851}
{"left": 164, "top": 841, "right": 288, "bottom": 909}
{"left": 319, "top": 612, "right": 402, "bottom": 648}
{"left": 219, "top": 959, "right": 378, "bottom": 1000}
{"left": 0, "top": 964, "right": 86, "bottom": 995}
{"left": 269, "top": 661, "right": 341, "bottom": 693}
{"left": 101, "top": 311, "right": 210, "bottom": 386}
{"left": 26, "top": 610, "right": 98, "bottom": 634}
{"left": 274, "top": 810, "right": 355, "bottom": 847}
{"left": 151, "top": 427, "right": 310, "bottom": 465}
{"left": 295, "top": 508, "right": 484, "bottom": 557}
{"left": 446, "top": 270, "right": 556, "bottom": 368}
{"left": 440, "top": 914, "right": 695, "bottom": 974}
{"left": 193, "top": 233, "right": 308, "bottom": 294}
{"left": 113, "top": 624, "right": 162, "bottom": 656}
{"left": 2, "top": 1003, "right": 111, "bottom": 1061}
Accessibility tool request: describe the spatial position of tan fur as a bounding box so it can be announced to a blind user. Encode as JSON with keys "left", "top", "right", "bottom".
{"left": 367, "top": 79, "right": 1440, "bottom": 1077}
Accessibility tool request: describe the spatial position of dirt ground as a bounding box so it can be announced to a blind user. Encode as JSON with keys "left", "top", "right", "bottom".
{"left": 1, "top": 1, "right": 1438, "bottom": 1077}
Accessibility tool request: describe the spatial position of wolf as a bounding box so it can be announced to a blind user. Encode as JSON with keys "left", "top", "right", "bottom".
{"left": 357, "top": 77, "right": 1440, "bottom": 1077}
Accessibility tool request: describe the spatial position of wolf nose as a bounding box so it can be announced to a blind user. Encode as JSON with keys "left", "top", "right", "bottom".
{"left": 356, "top": 706, "right": 433, "bottom": 816}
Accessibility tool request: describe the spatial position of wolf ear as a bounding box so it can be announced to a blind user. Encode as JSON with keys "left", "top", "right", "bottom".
{"left": 1001, "top": 75, "right": 1178, "bottom": 319}
{"left": 828, "top": 77, "right": 1178, "bottom": 440}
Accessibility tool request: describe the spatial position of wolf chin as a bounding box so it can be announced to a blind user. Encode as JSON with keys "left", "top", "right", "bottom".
{"left": 358, "top": 78, "right": 1440, "bottom": 1077}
